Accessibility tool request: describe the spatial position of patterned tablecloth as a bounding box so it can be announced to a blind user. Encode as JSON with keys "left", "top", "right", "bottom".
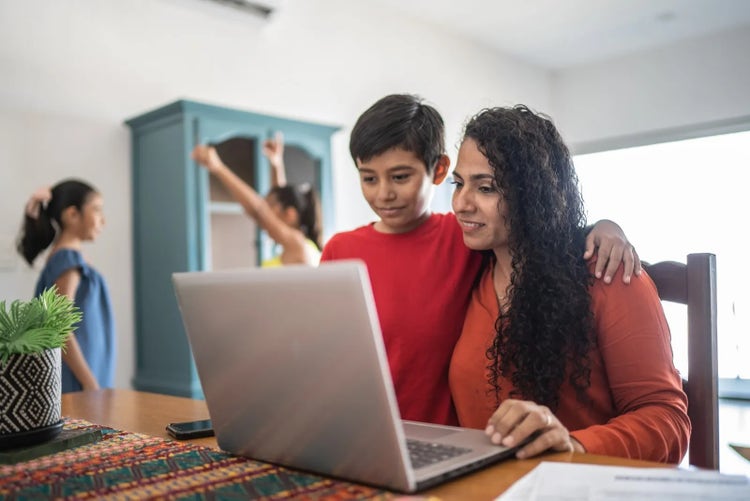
{"left": 0, "top": 418, "right": 394, "bottom": 500}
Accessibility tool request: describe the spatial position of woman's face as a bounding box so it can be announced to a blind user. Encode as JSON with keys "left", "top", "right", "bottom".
{"left": 77, "top": 192, "right": 105, "bottom": 241}
{"left": 452, "top": 138, "right": 510, "bottom": 252}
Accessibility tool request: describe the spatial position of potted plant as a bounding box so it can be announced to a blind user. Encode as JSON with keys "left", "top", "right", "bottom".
{"left": 0, "top": 287, "right": 82, "bottom": 450}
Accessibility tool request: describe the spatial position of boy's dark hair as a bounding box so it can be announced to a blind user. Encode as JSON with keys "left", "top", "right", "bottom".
{"left": 267, "top": 184, "right": 323, "bottom": 250}
{"left": 349, "top": 94, "right": 445, "bottom": 173}
{"left": 17, "top": 179, "right": 97, "bottom": 266}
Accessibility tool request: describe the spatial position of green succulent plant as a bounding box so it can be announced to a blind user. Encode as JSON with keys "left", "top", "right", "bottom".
{"left": 0, "top": 287, "right": 82, "bottom": 365}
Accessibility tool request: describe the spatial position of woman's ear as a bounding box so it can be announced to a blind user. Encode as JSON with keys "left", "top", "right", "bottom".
{"left": 432, "top": 155, "right": 451, "bottom": 185}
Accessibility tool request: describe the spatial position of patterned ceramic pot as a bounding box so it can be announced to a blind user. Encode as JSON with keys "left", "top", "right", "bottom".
{"left": 0, "top": 348, "right": 62, "bottom": 449}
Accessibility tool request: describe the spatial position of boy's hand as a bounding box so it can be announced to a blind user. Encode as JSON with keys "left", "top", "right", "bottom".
{"left": 191, "top": 145, "right": 225, "bottom": 174}
{"left": 262, "top": 132, "right": 285, "bottom": 170}
{"left": 584, "top": 219, "right": 642, "bottom": 284}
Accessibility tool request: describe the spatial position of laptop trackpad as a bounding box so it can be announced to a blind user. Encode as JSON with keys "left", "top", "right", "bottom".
{"left": 403, "top": 421, "right": 461, "bottom": 440}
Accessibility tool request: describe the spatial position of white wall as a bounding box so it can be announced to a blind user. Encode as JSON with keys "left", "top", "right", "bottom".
{"left": 551, "top": 25, "right": 750, "bottom": 152}
{"left": 0, "top": 0, "right": 549, "bottom": 389}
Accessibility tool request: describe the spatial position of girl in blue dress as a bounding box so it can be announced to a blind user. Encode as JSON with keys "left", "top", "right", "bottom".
{"left": 18, "top": 179, "right": 115, "bottom": 392}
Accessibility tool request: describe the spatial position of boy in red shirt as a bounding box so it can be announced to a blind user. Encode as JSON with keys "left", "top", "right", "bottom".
{"left": 321, "top": 94, "right": 638, "bottom": 425}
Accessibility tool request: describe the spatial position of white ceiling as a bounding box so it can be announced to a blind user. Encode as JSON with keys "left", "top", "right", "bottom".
{"left": 371, "top": 0, "right": 750, "bottom": 69}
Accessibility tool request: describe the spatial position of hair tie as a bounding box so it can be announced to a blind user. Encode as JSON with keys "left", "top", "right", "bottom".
{"left": 25, "top": 186, "right": 52, "bottom": 220}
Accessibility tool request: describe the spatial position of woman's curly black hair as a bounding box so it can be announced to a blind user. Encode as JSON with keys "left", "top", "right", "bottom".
{"left": 463, "top": 105, "right": 595, "bottom": 410}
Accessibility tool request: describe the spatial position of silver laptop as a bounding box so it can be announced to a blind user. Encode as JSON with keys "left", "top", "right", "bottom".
{"left": 172, "top": 260, "right": 518, "bottom": 492}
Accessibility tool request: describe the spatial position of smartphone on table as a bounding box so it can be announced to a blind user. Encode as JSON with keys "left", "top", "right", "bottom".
{"left": 166, "top": 419, "right": 214, "bottom": 440}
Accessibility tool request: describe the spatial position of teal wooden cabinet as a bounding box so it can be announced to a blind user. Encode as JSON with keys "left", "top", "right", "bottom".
{"left": 126, "top": 100, "right": 339, "bottom": 398}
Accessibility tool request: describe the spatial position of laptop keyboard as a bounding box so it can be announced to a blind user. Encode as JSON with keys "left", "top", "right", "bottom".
{"left": 406, "top": 439, "right": 472, "bottom": 469}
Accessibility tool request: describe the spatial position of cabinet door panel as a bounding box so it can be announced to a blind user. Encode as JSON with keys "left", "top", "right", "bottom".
{"left": 128, "top": 100, "right": 338, "bottom": 398}
{"left": 209, "top": 212, "right": 258, "bottom": 270}
{"left": 195, "top": 118, "right": 266, "bottom": 270}
{"left": 210, "top": 137, "right": 257, "bottom": 202}
{"left": 283, "top": 144, "right": 322, "bottom": 194}
{"left": 132, "top": 120, "right": 198, "bottom": 396}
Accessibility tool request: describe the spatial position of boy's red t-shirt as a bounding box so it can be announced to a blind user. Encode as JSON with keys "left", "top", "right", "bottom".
{"left": 321, "top": 213, "right": 482, "bottom": 425}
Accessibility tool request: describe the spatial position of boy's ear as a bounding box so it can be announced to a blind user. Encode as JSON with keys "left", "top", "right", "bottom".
{"left": 432, "top": 155, "right": 450, "bottom": 185}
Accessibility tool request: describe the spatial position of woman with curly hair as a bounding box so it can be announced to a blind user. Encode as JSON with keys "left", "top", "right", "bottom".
{"left": 448, "top": 105, "right": 690, "bottom": 463}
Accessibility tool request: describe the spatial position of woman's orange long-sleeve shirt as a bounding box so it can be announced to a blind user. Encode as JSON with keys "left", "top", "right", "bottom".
{"left": 449, "top": 261, "right": 690, "bottom": 463}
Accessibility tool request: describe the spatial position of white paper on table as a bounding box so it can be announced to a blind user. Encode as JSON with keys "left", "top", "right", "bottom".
{"left": 494, "top": 466, "right": 538, "bottom": 500}
{"left": 492, "top": 462, "right": 749, "bottom": 501}
{"left": 520, "top": 462, "right": 749, "bottom": 501}
{"left": 589, "top": 467, "right": 750, "bottom": 501}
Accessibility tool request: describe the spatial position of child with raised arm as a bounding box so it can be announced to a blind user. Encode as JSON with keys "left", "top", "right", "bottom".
{"left": 18, "top": 180, "right": 115, "bottom": 392}
{"left": 192, "top": 133, "right": 323, "bottom": 266}
{"left": 321, "top": 94, "right": 640, "bottom": 425}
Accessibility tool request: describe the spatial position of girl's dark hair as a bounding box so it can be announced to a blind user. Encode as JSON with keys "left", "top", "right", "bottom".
{"left": 350, "top": 94, "right": 445, "bottom": 173}
{"left": 463, "top": 105, "right": 595, "bottom": 411}
{"left": 17, "top": 179, "right": 97, "bottom": 266}
{"left": 267, "top": 184, "right": 323, "bottom": 250}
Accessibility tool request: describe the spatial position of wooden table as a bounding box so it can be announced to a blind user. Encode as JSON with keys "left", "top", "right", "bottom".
{"left": 62, "top": 389, "right": 664, "bottom": 500}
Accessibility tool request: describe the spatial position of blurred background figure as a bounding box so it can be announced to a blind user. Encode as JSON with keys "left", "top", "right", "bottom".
{"left": 192, "top": 132, "right": 322, "bottom": 267}
{"left": 17, "top": 179, "right": 116, "bottom": 392}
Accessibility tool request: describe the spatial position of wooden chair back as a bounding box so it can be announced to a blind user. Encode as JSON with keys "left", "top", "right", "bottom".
{"left": 643, "top": 253, "right": 719, "bottom": 469}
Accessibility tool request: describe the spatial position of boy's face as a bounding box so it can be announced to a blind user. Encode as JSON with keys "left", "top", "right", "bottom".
{"left": 357, "top": 147, "right": 448, "bottom": 234}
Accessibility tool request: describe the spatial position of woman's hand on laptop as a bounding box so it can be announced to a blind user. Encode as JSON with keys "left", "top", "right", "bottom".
{"left": 484, "top": 399, "right": 585, "bottom": 459}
